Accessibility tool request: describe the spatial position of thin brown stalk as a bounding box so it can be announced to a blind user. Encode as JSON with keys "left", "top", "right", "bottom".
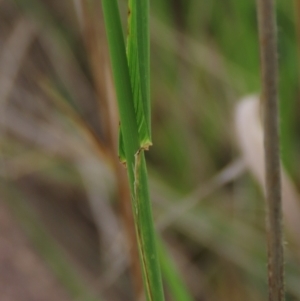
{"left": 235, "top": 96, "right": 300, "bottom": 256}
{"left": 76, "top": 1, "right": 144, "bottom": 298}
{"left": 256, "top": 1, "right": 284, "bottom": 301}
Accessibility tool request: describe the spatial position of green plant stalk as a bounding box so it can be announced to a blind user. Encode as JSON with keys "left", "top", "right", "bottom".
{"left": 101, "top": 1, "right": 164, "bottom": 301}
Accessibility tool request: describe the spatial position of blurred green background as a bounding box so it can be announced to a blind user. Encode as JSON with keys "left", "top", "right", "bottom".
{"left": 0, "top": 0, "right": 300, "bottom": 300}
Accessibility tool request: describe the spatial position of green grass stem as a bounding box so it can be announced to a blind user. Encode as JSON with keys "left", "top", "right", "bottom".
{"left": 101, "top": 1, "right": 165, "bottom": 300}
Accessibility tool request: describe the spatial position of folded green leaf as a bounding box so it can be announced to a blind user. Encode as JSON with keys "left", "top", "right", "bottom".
{"left": 118, "top": 0, "right": 151, "bottom": 156}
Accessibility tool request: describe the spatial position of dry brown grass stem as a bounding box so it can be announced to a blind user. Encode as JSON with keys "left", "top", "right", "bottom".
{"left": 156, "top": 159, "right": 245, "bottom": 231}
{"left": 76, "top": 2, "right": 144, "bottom": 298}
{"left": 42, "top": 83, "right": 111, "bottom": 163}
{"left": 0, "top": 18, "right": 36, "bottom": 111}
{"left": 256, "top": 0, "right": 284, "bottom": 300}
{"left": 235, "top": 96, "right": 300, "bottom": 257}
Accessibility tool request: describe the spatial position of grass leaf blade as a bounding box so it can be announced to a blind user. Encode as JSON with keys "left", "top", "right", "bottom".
{"left": 127, "top": 0, "right": 151, "bottom": 148}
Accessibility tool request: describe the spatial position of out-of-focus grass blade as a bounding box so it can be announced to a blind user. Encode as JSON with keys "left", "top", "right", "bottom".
{"left": 157, "top": 239, "right": 194, "bottom": 301}
{"left": 13, "top": 0, "right": 78, "bottom": 50}
{"left": 1, "top": 180, "right": 101, "bottom": 301}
